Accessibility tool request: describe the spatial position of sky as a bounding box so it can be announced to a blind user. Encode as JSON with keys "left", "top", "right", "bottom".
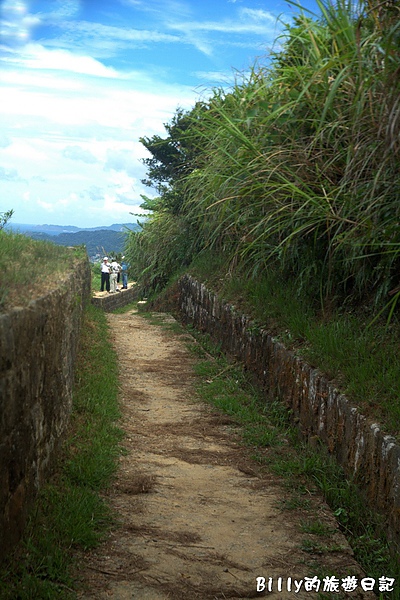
{"left": 0, "top": 0, "right": 320, "bottom": 228}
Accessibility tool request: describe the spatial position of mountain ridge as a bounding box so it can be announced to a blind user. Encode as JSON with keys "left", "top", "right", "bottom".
{"left": 9, "top": 222, "right": 141, "bottom": 259}
{"left": 9, "top": 222, "right": 140, "bottom": 236}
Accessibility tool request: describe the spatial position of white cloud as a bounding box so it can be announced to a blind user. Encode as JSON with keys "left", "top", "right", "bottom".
{"left": 105, "top": 148, "right": 141, "bottom": 177}
{"left": 123, "top": 0, "right": 193, "bottom": 20}
{"left": 168, "top": 8, "right": 278, "bottom": 36}
{"left": 0, "top": 0, "right": 286, "bottom": 228}
{"left": 0, "top": 165, "right": 25, "bottom": 182}
{"left": 32, "top": 18, "right": 182, "bottom": 59}
{"left": 84, "top": 185, "right": 104, "bottom": 202}
{"left": 61, "top": 20, "right": 181, "bottom": 45}
{"left": 0, "top": 0, "right": 39, "bottom": 46}
{"left": 1, "top": 84, "right": 190, "bottom": 134}
{"left": 2, "top": 139, "right": 50, "bottom": 164}
{"left": 159, "top": 6, "right": 281, "bottom": 59}
{"left": 0, "top": 42, "right": 196, "bottom": 135}
{"left": 107, "top": 170, "right": 139, "bottom": 197}
{"left": 63, "top": 145, "right": 99, "bottom": 164}
{"left": 47, "top": 0, "right": 82, "bottom": 19}
{"left": 240, "top": 8, "right": 276, "bottom": 23}
{"left": 193, "top": 70, "right": 235, "bottom": 84}
{"left": 20, "top": 0, "right": 281, "bottom": 64}
{"left": 19, "top": 43, "right": 122, "bottom": 78}
{"left": 0, "top": 69, "right": 85, "bottom": 91}
{"left": 0, "top": 46, "right": 197, "bottom": 225}
{"left": 37, "top": 198, "right": 54, "bottom": 211}
{"left": 0, "top": 135, "right": 12, "bottom": 148}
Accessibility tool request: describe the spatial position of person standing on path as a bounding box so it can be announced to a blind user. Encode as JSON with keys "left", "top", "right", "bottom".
{"left": 121, "top": 256, "right": 130, "bottom": 289}
{"left": 110, "top": 258, "right": 121, "bottom": 293}
{"left": 100, "top": 257, "right": 111, "bottom": 292}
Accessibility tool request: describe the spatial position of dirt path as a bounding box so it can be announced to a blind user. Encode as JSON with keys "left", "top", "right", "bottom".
{"left": 77, "top": 309, "right": 372, "bottom": 600}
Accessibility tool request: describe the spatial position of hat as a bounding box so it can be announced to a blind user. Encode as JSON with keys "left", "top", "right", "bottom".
{"left": 103, "top": 256, "right": 108, "bottom": 261}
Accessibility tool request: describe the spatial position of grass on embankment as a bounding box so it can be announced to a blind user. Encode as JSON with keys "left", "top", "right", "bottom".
{"left": 0, "top": 304, "right": 123, "bottom": 600}
{"left": 187, "top": 251, "right": 400, "bottom": 441}
{"left": 185, "top": 325, "right": 400, "bottom": 599}
{"left": 0, "top": 230, "right": 86, "bottom": 310}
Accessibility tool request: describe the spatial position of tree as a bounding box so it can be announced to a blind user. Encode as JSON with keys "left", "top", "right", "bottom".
{"left": 0, "top": 209, "right": 14, "bottom": 231}
{"left": 139, "top": 103, "right": 208, "bottom": 214}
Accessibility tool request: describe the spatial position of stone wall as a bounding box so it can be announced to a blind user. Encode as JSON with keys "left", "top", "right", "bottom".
{"left": 0, "top": 258, "right": 91, "bottom": 561}
{"left": 91, "top": 285, "right": 139, "bottom": 312}
{"left": 177, "top": 274, "right": 400, "bottom": 553}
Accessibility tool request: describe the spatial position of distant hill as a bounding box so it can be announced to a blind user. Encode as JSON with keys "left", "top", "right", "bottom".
{"left": 21, "top": 224, "right": 141, "bottom": 259}
{"left": 9, "top": 222, "right": 141, "bottom": 236}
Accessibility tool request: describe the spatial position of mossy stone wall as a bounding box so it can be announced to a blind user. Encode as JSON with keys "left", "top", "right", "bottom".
{"left": 91, "top": 285, "right": 138, "bottom": 312}
{"left": 177, "top": 274, "right": 400, "bottom": 553}
{"left": 0, "top": 258, "right": 91, "bottom": 560}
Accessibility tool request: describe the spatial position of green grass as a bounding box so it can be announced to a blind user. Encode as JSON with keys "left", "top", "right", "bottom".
{"left": 0, "top": 230, "right": 87, "bottom": 309}
{"left": 122, "top": 0, "right": 400, "bottom": 442}
{"left": 300, "top": 520, "right": 334, "bottom": 537}
{"left": 91, "top": 262, "right": 102, "bottom": 291}
{"left": 195, "top": 355, "right": 288, "bottom": 448}
{"left": 188, "top": 253, "right": 400, "bottom": 440}
{"left": 185, "top": 326, "right": 400, "bottom": 599}
{"left": 113, "top": 301, "right": 140, "bottom": 314}
{"left": 0, "top": 304, "right": 123, "bottom": 599}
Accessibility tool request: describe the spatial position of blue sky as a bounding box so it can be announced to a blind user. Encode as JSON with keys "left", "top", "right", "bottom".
{"left": 0, "top": 0, "right": 320, "bottom": 228}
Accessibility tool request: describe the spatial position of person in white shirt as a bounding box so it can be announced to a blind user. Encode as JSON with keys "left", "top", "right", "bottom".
{"left": 100, "top": 257, "right": 111, "bottom": 292}
{"left": 110, "top": 258, "right": 121, "bottom": 293}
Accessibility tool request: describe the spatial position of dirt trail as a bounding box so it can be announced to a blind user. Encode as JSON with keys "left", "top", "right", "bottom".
{"left": 77, "top": 309, "right": 372, "bottom": 600}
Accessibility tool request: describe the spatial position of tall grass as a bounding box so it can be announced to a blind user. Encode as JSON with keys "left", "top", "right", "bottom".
{"left": 129, "top": 1, "right": 400, "bottom": 315}
{"left": 125, "top": 210, "right": 198, "bottom": 296}
{"left": 179, "top": 0, "right": 400, "bottom": 312}
{"left": 0, "top": 230, "right": 86, "bottom": 308}
{"left": 126, "top": 0, "right": 400, "bottom": 437}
